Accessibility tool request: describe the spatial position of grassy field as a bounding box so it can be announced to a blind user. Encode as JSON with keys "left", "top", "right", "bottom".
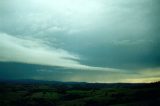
{"left": 0, "top": 80, "right": 160, "bottom": 106}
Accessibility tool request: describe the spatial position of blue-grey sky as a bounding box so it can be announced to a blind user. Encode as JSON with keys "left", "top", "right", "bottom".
{"left": 0, "top": 0, "right": 160, "bottom": 83}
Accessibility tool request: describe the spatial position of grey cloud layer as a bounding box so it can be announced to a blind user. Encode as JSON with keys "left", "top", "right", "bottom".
{"left": 0, "top": 0, "right": 160, "bottom": 82}
{"left": 0, "top": 0, "right": 159, "bottom": 69}
{"left": 0, "top": 32, "right": 123, "bottom": 72}
{"left": 0, "top": 62, "right": 160, "bottom": 83}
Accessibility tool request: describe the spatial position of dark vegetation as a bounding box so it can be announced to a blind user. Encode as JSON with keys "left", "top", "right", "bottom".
{"left": 0, "top": 79, "right": 160, "bottom": 106}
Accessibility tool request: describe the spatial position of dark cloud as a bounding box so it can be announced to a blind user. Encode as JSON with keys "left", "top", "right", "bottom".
{"left": 0, "top": 0, "right": 160, "bottom": 82}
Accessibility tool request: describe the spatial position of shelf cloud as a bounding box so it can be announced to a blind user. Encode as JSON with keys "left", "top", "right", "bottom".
{"left": 0, "top": 32, "right": 122, "bottom": 72}
{"left": 0, "top": 0, "right": 159, "bottom": 82}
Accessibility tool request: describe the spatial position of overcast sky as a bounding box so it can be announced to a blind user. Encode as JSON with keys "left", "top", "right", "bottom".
{"left": 0, "top": 0, "right": 160, "bottom": 83}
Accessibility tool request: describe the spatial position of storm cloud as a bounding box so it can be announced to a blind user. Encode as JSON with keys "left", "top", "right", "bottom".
{"left": 0, "top": 0, "right": 160, "bottom": 82}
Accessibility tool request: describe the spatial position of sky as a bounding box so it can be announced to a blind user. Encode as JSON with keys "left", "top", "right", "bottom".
{"left": 0, "top": 0, "right": 160, "bottom": 83}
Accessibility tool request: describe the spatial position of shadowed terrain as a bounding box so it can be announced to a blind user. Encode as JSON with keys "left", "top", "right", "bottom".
{"left": 0, "top": 80, "right": 160, "bottom": 106}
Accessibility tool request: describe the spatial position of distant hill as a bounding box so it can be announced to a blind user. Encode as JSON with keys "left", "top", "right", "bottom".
{"left": 0, "top": 79, "right": 159, "bottom": 90}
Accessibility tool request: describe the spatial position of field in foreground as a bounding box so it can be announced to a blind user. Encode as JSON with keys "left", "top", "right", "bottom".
{"left": 0, "top": 80, "right": 160, "bottom": 106}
